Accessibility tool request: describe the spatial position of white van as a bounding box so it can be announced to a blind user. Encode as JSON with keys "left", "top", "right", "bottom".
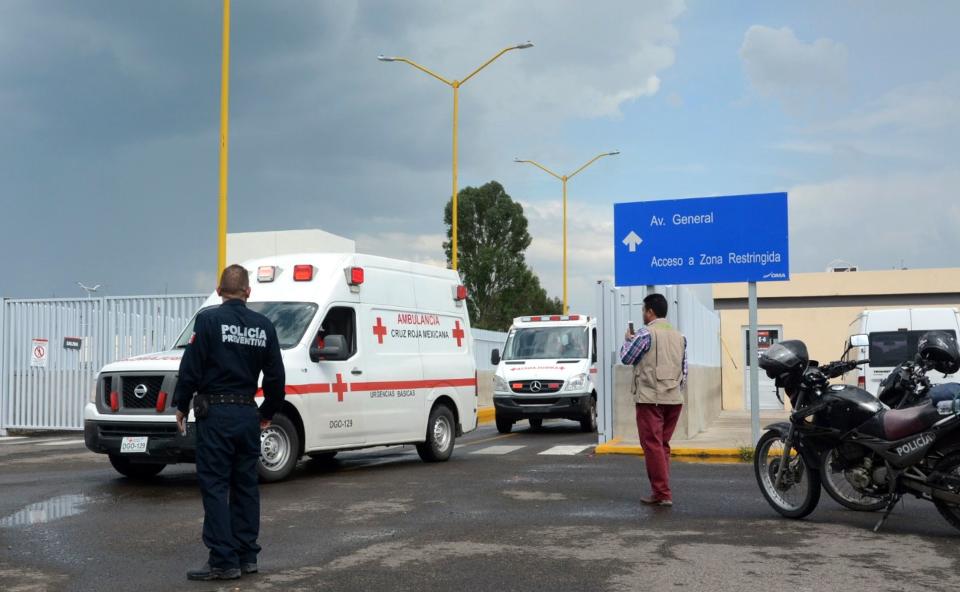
{"left": 84, "top": 253, "right": 478, "bottom": 482}
{"left": 490, "top": 315, "right": 598, "bottom": 434}
{"left": 846, "top": 308, "right": 960, "bottom": 394}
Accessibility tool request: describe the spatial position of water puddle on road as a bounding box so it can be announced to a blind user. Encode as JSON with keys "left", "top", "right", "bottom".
{"left": 0, "top": 494, "right": 90, "bottom": 528}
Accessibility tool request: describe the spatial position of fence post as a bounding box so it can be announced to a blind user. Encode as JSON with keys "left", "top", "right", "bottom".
{"left": 0, "top": 298, "right": 6, "bottom": 436}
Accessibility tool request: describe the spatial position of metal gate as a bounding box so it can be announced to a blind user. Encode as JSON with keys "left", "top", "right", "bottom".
{"left": 0, "top": 296, "right": 205, "bottom": 432}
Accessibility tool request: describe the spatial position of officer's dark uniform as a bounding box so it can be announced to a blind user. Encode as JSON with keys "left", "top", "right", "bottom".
{"left": 173, "top": 299, "right": 285, "bottom": 574}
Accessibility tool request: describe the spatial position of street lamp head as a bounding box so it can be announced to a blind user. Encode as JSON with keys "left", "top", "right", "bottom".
{"left": 377, "top": 55, "right": 398, "bottom": 62}
{"left": 607, "top": 151, "right": 621, "bottom": 156}
{"left": 514, "top": 41, "right": 534, "bottom": 49}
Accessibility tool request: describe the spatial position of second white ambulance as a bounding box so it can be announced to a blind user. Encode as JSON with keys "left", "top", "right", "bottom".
{"left": 84, "top": 253, "right": 478, "bottom": 482}
{"left": 490, "top": 315, "right": 599, "bottom": 433}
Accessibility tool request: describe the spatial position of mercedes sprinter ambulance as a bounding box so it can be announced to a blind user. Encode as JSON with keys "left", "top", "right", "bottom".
{"left": 84, "top": 253, "right": 478, "bottom": 482}
{"left": 490, "top": 315, "right": 598, "bottom": 434}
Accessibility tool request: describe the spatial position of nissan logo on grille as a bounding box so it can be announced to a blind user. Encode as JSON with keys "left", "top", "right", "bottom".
{"left": 133, "top": 384, "right": 149, "bottom": 399}
{"left": 529, "top": 381, "right": 543, "bottom": 393}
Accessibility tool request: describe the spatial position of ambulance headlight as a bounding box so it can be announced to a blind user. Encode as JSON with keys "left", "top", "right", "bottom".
{"left": 89, "top": 378, "right": 98, "bottom": 403}
{"left": 565, "top": 373, "right": 588, "bottom": 391}
{"left": 494, "top": 375, "right": 509, "bottom": 393}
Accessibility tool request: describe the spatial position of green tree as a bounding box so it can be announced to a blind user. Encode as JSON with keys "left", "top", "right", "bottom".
{"left": 443, "top": 181, "right": 562, "bottom": 331}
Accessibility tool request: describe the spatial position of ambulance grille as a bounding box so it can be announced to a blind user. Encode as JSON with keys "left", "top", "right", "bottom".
{"left": 509, "top": 380, "right": 564, "bottom": 394}
{"left": 121, "top": 376, "right": 165, "bottom": 409}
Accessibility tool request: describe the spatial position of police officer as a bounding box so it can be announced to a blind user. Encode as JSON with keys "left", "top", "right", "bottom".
{"left": 173, "top": 264, "right": 285, "bottom": 581}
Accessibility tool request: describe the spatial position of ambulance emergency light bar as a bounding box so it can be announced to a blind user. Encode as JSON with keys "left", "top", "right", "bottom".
{"left": 519, "top": 315, "right": 584, "bottom": 322}
{"left": 256, "top": 265, "right": 316, "bottom": 283}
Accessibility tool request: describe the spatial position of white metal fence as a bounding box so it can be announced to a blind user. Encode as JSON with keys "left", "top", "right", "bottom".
{"left": 0, "top": 295, "right": 507, "bottom": 433}
{"left": 0, "top": 296, "right": 205, "bottom": 432}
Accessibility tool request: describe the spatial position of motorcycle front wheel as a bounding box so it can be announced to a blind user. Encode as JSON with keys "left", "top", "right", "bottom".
{"left": 819, "top": 447, "right": 889, "bottom": 512}
{"left": 754, "top": 430, "right": 821, "bottom": 519}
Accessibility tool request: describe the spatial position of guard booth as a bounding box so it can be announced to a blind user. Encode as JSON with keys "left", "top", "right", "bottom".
{"left": 593, "top": 282, "right": 722, "bottom": 444}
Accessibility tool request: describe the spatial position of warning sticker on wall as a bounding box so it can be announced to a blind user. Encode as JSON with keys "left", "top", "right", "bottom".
{"left": 31, "top": 338, "right": 49, "bottom": 368}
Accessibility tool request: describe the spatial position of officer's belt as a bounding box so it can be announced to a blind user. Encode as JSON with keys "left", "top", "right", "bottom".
{"left": 202, "top": 394, "right": 257, "bottom": 407}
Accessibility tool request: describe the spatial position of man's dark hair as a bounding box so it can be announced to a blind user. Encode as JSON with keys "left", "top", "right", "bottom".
{"left": 219, "top": 264, "right": 250, "bottom": 297}
{"left": 643, "top": 293, "right": 668, "bottom": 319}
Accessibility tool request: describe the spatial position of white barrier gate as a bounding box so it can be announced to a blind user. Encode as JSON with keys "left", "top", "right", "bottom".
{"left": 0, "top": 296, "right": 206, "bottom": 433}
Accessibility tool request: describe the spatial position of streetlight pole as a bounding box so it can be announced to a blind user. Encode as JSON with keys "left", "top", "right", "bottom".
{"left": 515, "top": 151, "right": 620, "bottom": 314}
{"left": 217, "top": 0, "right": 231, "bottom": 275}
{"left": 378, "top": 42, "right": 533, "bottom": 271}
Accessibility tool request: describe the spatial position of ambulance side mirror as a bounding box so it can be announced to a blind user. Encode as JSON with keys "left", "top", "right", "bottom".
{"left": 310, "top": 335, "right": 348, "bottom": 362}
{"left": 490, "top": 349, "right": 501, "bottom": 366}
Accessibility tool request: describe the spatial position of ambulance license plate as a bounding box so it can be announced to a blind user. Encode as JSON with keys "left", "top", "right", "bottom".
{"left": 120, "top": 437, "right": 148, "bottom": 453}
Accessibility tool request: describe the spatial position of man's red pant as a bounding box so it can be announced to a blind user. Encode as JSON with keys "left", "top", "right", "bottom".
{"left": 635, "top": 403, "right": 683, "bottom": 501}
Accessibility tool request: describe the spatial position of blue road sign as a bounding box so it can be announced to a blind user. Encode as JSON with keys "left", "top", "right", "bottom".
{"left": 614, "top": 192, "right": 789, "bottom": 286}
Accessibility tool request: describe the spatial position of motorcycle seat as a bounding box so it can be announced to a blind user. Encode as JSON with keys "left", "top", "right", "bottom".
{"left": 882, "top": 402, "right": 941, "bottom": 441}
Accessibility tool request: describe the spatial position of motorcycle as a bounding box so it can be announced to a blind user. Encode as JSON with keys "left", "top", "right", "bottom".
{"left": 754, "top": 331, "right": 960, "bottom": 532}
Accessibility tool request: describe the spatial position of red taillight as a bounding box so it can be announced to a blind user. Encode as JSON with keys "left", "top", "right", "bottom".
{"left": 109, "top": 391, "right": 119, "bottom": 412}
{"left": 156, "top": 391, "right": 168, "bottom": 412}
{"left": 293, "top": 265, "right": 314, "bottom": 282}
{"left": 858, "top": 376, "right": 866, "bottom": 389}
{"left": 455, "top": 285, "right": 467, "bottom": 301}
{"left": 347, "top": 266, "right": 364, "bottom": 286}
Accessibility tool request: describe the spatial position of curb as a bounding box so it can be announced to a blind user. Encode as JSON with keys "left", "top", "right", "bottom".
{"left": 477, "top": 407, "right": 495, "bottom": 424}
{"left": 594, "top": 438, "right": 743, "bottom": 458}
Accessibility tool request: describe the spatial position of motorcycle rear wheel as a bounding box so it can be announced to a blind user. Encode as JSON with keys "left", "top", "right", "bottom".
{"left": 754, "top": 430, "right": 821, "bottom": 519}
{"left": 819, "top": 447, "right": 889, "bottom": 512}
{"left": 932, "top": 451, "right": 960, "bottom": 533}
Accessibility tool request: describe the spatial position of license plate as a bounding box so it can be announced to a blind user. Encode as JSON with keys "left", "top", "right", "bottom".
{"left": 120, "top": 436, "right": 148, "bottom": 453}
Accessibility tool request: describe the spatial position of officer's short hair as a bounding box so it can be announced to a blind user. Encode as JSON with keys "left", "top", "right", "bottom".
{"left": 219, "top": 264, "right": 250, "bottom": 296}
{"left": 643, "top": 293, "right": 668, "bottom": 319}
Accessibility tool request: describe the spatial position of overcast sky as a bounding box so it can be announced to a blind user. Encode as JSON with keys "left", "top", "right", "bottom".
{"left": 1, "top": 1, "right": 958, "bottom": 312}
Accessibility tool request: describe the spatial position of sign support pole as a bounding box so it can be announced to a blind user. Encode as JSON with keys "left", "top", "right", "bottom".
{"left": 749, "top": 281, "right": 760, "bottom": 444}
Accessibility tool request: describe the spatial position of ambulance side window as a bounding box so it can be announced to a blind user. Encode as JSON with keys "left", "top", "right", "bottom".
{"left": 315, "top": 307, "right": 357, "bottom": 359}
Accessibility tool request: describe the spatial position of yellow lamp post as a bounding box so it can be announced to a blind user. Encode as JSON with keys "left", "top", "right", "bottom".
{"left": 514, "top": 151, "right": 620, "bottom": 314}
{"left": 217, "top": 0, "right": 231, "bottom": 275}
{"left": 378, "top": 42, "right": 533, "bottom": 271}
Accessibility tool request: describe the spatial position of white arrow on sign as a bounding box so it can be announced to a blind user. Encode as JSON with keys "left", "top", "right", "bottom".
{"left": 622, "top": 231, "right": 643, "bottom": 252}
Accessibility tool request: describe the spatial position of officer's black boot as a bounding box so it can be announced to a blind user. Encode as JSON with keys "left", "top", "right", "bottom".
{"left": 187, "top": 562, "right": 241, "bottom": 581}
{"left": 241, "top": 562, "right": 258, "bottom": 574}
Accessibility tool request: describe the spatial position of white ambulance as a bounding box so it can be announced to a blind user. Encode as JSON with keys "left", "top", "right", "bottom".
{"left": 84, "top": 253, "right": 478, "bottom": 482}
{"left": 490, "top": 315, "right": 598, "bottom": 434}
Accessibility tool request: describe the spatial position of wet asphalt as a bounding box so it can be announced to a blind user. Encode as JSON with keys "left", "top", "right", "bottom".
{"left": 2, "top": 422, "right": 960, "bottom": 592}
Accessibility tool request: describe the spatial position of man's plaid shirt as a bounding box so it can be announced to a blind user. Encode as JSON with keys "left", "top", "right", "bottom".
{"left": 619, "top": 321, "right": 688, "bottom": 388}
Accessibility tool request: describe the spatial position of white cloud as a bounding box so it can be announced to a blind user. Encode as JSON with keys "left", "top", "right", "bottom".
{"left": 740, "top": 25, "right": 848, "bottom": 111}
{"left": 788, "top": 169, "right": 960, "bottom": 271}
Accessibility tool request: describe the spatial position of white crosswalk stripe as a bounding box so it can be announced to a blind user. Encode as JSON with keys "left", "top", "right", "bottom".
{"left": 470, "top": 445, "right": 526, "bottom": 455}
{"left": 538, "top": 445, "right": 592, "bottom": 456}
{"left": 0, "top": 437, "right": 28, "bottom": 443}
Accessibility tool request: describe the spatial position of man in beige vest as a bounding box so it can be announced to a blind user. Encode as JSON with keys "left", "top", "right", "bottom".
{"left": 620, "top": 293, "right": 687, "bottom": 506}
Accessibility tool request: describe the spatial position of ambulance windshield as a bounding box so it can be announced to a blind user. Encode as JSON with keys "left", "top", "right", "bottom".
{"left": 502, "top": 326, "right": 588, "bottom": 360}
{"left": 174, "top": 302, "right": 318, "bottom": 350}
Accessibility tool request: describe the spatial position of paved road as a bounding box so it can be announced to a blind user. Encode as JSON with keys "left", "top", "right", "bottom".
{"left": 2, "top": 422, "right": 959, "bottom": 592}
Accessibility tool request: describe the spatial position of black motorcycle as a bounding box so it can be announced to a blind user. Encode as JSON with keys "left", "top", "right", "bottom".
{"left": 753, "top": 331, "right": 960, "bottom": 532}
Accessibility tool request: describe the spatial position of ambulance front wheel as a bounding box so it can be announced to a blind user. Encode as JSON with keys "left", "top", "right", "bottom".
{"left": 417, "top": 404, "right": 456, "bottom": 462}
{"left": 495, "top": 416, "right": 513, "bottom": 434}
{"left": 258, "top": 412, "right": 300, "bottom": 482}
{"left": 580, "top": 396, "right": 598, "bottom": 433}
{"left": 108, "top": 455, "right": 166, "bottom": 480}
